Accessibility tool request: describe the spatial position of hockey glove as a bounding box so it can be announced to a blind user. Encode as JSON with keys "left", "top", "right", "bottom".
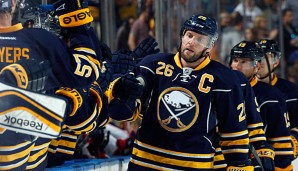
{"left": 251, "top": 144, "right": 275, "bottom": 171}
{"left": 55, "top": 87, "right": 87, "bottom": 117}
{"left": 132, "top": 37, "right": 160, "bottom": 63}
{"left": 0, "top": 59, "right": 51, "bottom": 92}
{"left": 227, "top": 160, "right": 254, "bottom": 171}
{"left": 53, "top": 0, "right": 93, "bottom": 36}
{"left": 113, "top": 73, "right": 144, "bottom": 102}
{"left": 95, "top": 62, "right": 113, "bottom": 93}
{"left": 111, "top": 49, "right": 136, "bottom": 75}
{"left": 275, "top": 164, "right": 293, "bottom": 171}
{"left": 99, "top": 42, "right": 112, "bottom": 62}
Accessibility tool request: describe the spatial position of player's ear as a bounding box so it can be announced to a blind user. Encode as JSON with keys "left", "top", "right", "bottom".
{"left": 273, "top": 58, "right": 280, "bottom": 68}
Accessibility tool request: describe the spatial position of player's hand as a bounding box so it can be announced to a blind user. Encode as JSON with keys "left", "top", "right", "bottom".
{"left": 96, "top": 62, "right": 113, "bottom": 93}
{"left": 113, "top": 73, "right": 144, "bottom": 102}
{"left": 99, "top": 42, "right": 112, "bottom": 62}
{"left": 132, "top": 37, "right": 160, "bottom": 63}
{"left": 111, "top": 50, "right": 135, "bottom": 75}
{"left": 251, "top": 143, "right": 275, "bottom": 171}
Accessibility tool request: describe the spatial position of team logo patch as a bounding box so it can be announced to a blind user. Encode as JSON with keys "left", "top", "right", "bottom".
{"left": 157, "top": 87, "right": 199, "bottom": 132}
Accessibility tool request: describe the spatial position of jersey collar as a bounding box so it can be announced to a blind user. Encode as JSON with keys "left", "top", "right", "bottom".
{"left": 271, "top": 74, "right": 278, "bottom": 86}
{"left": 0, "top": 23, "right": 23, "bottom": 33}
{"left": 250, "top": 76, "right": 258, "bottom": 87}
{"left": 174, "top": 52, "right": 211, "bottom": 71}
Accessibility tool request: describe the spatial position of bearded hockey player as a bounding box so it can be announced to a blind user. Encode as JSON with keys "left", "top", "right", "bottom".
{"left": 125, "top": 14, "right": 253, "bottom": 170}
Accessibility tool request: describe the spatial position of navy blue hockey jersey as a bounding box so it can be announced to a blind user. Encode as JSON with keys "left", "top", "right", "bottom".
{"left": 272, "top": 74, "right": 298, "bottom": 140}
{"left": 0, "top": 23, "right": 101, "bottom": 171}
{"left": 251, "top": 77, "right": 294, "bottom": 167}
{"left": 129, "top": 53, "right": 250, "bottom": 170}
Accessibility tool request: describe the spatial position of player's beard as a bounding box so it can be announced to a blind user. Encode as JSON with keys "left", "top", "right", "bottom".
{"left": 181, "top": 49, "right": 204, "bottom": 63}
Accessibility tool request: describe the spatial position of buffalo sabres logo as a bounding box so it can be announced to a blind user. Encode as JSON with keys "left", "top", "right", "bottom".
{"left": 157, "top": 87, "right": 199, "bottom": 132}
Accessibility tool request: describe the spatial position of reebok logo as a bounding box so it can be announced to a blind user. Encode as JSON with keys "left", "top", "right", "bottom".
{"left": 56, "top": 3, "right": 65, "bottom": 11}
{"left": 4, "top": 115, "right": 43, "bottom": 131}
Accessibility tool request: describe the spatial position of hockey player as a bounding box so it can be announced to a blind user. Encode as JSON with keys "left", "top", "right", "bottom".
{"left": 230, "top": 40, "right": 294, "bottom": 170}
{"left": 124, "top": 14, "right": 253, "bottom": 171}
{"left": 258, "top": 38, "right": 298, "bottom": 160}
{"left": 213, "top": 69, "right": 270, "bottom": 171}
{"left": 45, "top": 37, "right": 159, "bottom": 168}
{"left": 0, "top": 0, "right": 104, "bottom": 170}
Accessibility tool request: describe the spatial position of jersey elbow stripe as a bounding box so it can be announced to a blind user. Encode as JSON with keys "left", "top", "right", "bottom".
{"left": 0, "top": 143, "right": 34, "bottom": 162}
{"left": 248, "top": 129, "right": 265, "bottom": 137}
{"left": 26, "top": 154, "right": 47, "bottom": 170}
{"left": 140, "top": 66, "right": 155, "bottom": 75}
{"left": 268, "top": 136, "right": 292, "bottom": 142}
{"left": 247, "top": 123, "right": 264, "bottom": 128}
{"left": 275, "top": 151, "right": 294, "bottom": 155}
{"left": 272, "top": 142, "right": 293, "bottom": 149}
{"left": 221, "top": 148, "right": 249, "bottom": 154}
{"left": 221, "top": 130, "right": 248, "bottom": 138}
{"left": 0, "top": 154, "right": 29, "bottom": 170}
{"left": 74, "top": 47, "right": 96, "bottom": 56}
{"left": 132, "top": 148, "right": 214, "bottom": 169}
{"left": 220, "top": 138, "right": 249, "bottom": 147}
{"left": 259, "top": 100, "right": 279, "bottom": 108}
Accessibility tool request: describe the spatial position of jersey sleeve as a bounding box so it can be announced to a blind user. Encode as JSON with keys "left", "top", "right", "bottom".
{"left": 215, "top": 81, "right": 250, "bottom": 166}
{"left": 260, "top": 98, "right": 294, "bottom": 167}
{"left": 49, "top": 27, "right": 102, "bottom": 89}
{"left": 244, "top": 82, "right": 267, "bottom": 147}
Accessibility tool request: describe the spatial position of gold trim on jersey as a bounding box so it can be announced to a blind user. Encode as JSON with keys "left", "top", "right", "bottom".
{"left": 26, "top": 154, "right": 47, "bottom": 170}
{"left": 220, "top": 138, "right": 249, "bottom": 147}
{"left": 135, "top": 140, "right": 214, "bottom": 158}
{"left": 272, "top": 142, "right": 293, "bottom": 149}
{"left": 271, "top": 74, "right": 278, "bottom": 86}
{"left": 248, "top": 129, "right": 265, "bottom": 137}
{"left": 0, "top": 143, "right": 34, "bottom": 162}
{"left": 220, "top": 130, "right": 248, "bottom": 138}
{"left": 250, "top": 76, "right": 258, "bottom": 87}
{"left": 247, "top": 123, "right": 264, "bottom": 128}
{"left": 268, "top": 136, "right": 292, "bottom": 142}
{"left": 27, "top": 145, "right": 49, "bottom": 162}
{"left": 132, "top": 148, "right": 214, "bottom": 169}
{"left": 0, "top": 23, "right": 23, "bottom": 33}
{"left": 0, "top": 155, "right": 29, "bottom": 170}
{"left": 173, "top": 53, "right": 211, "bottom": 71}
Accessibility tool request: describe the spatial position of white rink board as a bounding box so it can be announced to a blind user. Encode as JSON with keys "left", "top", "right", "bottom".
{"left": 293, "top": 158, "right": 298, "bottom": 169}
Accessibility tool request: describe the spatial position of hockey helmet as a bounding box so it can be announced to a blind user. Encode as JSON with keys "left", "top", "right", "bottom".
{"left": 258, "top": 39, "right": 281, "bottom": 59}
{"left": 180, "top": 14, "right": 218, "bottom": 48}
{"left": 0, "top": 0, "right": 12, "bottom": 13}
{"left": 230, "top": 41, "right": 264, "bottom": 61}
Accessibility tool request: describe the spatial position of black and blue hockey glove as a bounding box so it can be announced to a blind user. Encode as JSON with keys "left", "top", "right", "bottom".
{"left": 132, "top": 37, "right": 160, "bottom": 63}
{"left": 251, "top": 143, "right": 275, "bottom": 171}
{"left": 113, "top": 73, "right": 144, "bottom": 102}
{"left": 111, "top": 49, "right": 136, "bottom": 75}
{"left": 96, "top": 62, "right": 114, "bottom": 93}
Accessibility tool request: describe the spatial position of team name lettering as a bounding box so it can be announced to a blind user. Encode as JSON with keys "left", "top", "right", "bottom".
{"left": 4, "top": 115, "right": 43, "bottom": 131}
{"left": 63, "top": 10, "right": 92, "bottom": 24}
{"left": 0, "top": 47, "right": 29, "bottom": 63}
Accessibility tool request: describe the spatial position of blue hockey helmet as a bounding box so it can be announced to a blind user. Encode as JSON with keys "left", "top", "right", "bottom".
{"left": 180, "top": 14, "right": 218, "bottom": 48}
{"left": 230, "top": 41, "right": 264, "bottom": 61}
{"left": 258, "top": 39, "right": 281, "bottom": 59}
{"left": 0, "top": 0, "right": 12, "bottom": 13}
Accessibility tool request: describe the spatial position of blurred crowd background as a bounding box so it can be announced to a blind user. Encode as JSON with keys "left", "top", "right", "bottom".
{"left": 21, "top": 0, "right": 298, "bottom": 160}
